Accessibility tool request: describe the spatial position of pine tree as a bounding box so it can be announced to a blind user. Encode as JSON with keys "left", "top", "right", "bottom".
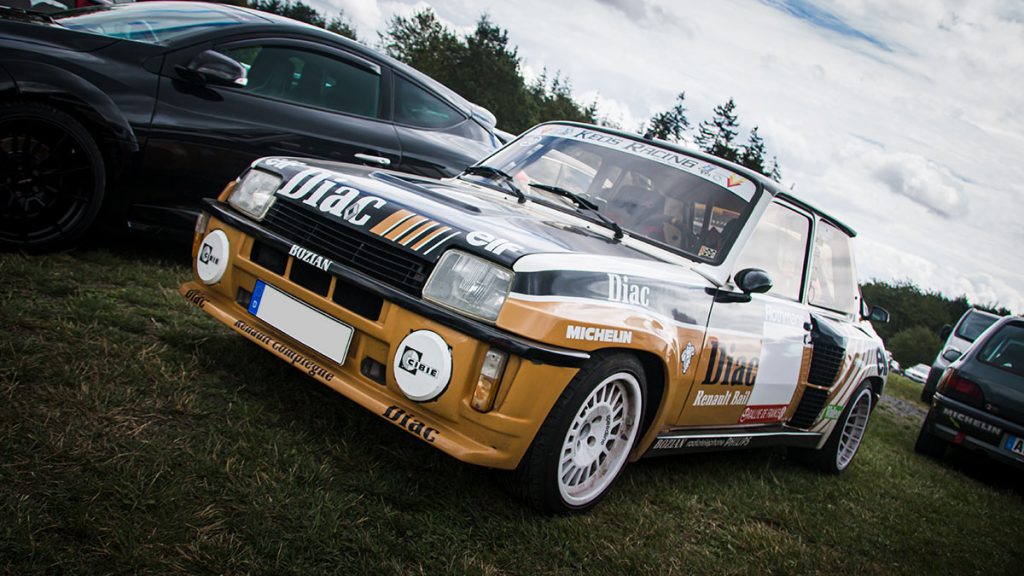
{"left": 739, "top": 126, "right": 766, "bottom": 174}
{"left": 644, "top": 92, "right": 690, "bottom": 143}
{"left": 380, "top": 9, "right": 465, "bottom": 86}
{"left": 768, "top": 156, "right": 782, "bottom": 182}
{"left": 326, "top": 11, "right": 358, "bottom": 40}
{"left": 694, "top": 98, "right": 740, "bottom": 162}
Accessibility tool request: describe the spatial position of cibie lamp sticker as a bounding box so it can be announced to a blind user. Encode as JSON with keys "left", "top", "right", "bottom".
{"left": 196, "top": 230, "right": 229, "bottom": 285}
{"left": 393, "top": 330, "right": 453, "bottom": 401}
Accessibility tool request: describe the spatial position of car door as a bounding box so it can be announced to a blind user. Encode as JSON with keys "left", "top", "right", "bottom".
{"left": 676, "top": 200, "right": 814, "bottom": 427}
{"left": 136, "top": 36, "right": 401, "bottom": 225}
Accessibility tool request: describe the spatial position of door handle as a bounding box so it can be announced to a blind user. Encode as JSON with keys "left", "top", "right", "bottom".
{"left": 354, "top": 153, "right": 391, "bottom": 167}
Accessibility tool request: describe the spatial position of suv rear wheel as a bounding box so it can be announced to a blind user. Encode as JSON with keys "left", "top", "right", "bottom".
{"left": 0, "top": 102, "right": 105, "bottom": 251}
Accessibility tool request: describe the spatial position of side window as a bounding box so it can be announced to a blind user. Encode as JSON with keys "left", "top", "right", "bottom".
{"left": 218, "top": 45, "right": 381, "bottom": 118}
{"left": 808, "top": 220, "right": 857, "bottom": 314}
{"left": 734, "top": 202, "right": 810, "bottom": 301}
{"left": 394, "top": 76, "right": 464, "bottom": 129}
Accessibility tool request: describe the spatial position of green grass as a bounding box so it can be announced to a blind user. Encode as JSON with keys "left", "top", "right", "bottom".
{"left": 2, "top": 245, "right": 1022, "bottom": 575}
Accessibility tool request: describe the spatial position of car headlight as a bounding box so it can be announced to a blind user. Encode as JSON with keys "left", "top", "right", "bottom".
{"left": 228, "top": 169, "right": 282, "bottom": 220}
{"left": 423, "top": 251, "right": 513, "bottom": 322}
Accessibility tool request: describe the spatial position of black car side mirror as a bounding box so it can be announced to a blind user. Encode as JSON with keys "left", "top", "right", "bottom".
{"left": 177, "top": 50, "right": 247, "bottom": 87}
{"left": 734, "top": 268, "right": 773, "bottom": 294}
{"left": 940, "top": 324, "right": 952, "bottom": 340}
{"left": 868, "top": 305, "right": 889, "bottom": 323}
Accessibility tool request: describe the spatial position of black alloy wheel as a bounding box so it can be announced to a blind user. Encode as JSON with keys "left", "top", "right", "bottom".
{"left": 0, "top": 102, "right": 105, "bottom": 251}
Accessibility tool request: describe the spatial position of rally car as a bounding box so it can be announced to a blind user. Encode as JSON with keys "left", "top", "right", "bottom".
{"left": 180, "top": 122, "right": 890, "bottom": 513}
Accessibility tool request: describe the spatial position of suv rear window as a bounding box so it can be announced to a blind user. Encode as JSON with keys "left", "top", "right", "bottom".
{"left": 956, "top": 310, "right": 999, "bottom": 342}
{"left": 976, "top": 322, "right": 1024, "bottom": 378}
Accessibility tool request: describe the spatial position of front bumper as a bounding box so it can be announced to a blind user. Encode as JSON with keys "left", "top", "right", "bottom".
{"left": 181, "top": 202, "right": 589, "bottom": 469}
{"left": 923, "top": 393, "right": 1024, "bottom": 470}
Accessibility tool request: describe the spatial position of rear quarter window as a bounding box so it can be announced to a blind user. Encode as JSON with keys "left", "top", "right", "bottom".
{"left": 976, "top": 322, "right": 1024, "bottom": 379}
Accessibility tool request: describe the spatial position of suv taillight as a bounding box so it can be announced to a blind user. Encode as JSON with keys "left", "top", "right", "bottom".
{"left": 937, "top": 368, "right": 985, "bottom": 408}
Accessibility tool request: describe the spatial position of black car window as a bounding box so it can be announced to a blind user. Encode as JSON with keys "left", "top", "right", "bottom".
{"left": 218, "top": 45, "right": 381, "bottom": 118}
{"left": 734, "top": 202, "right": 810, "bottom": 301}
{"left": 956, "top": 310, "right": 999, "bottom": 342}
{"left": 808, "top": 220, "right": 857, "bottom": 314}
{"left": 394, "top": 76, "right": 463, "bottom": 129}
{"left": 977, "top": 322, "right": 1024, "bottom": 378}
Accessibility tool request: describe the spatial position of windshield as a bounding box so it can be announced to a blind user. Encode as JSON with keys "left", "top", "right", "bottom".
{"left": 56, "top": 3, "right": 254, "bottom": 45}
{"left": 477, "top": 124, "right": 760, "bottom": 263}
{"left": 956, "top": 310, "right": 999, "bottom": 342}
{"left": 976, "top": 322, "right": 1024, "bottom": 379}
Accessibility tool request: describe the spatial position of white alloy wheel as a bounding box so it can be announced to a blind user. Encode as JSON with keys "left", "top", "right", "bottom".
{"left": 557, "top": 371, "right": 642, "bottom": 507}
{"left": 835, "top": 387, "right": 872, "bottom": 471}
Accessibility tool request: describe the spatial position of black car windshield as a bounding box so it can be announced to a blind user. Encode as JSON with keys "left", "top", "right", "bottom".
{"left": 976, "top": 321, "right": 1024, "bottom": 378}
{"left": 56, "top": 3, "right": 256, "bottom": 45}
{"left": 478, "top": 124, "right": 760, "bottom": 263}
{"left": 956, "top": 310, "right": 999, "bottom": 342}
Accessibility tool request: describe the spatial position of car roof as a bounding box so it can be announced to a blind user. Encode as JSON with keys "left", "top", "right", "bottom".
{"left": 534, "top": 122, "right": 857, "bottom": 237}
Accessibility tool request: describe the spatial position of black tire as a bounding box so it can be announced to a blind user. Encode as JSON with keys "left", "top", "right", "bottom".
{"left": 920, "top": 383, "right": 935, "bottom": 403}
{"left": 791, "top": 381, "right": 874, "bottom": 474}
{"left": 0, "top": 101, "right": 106, "bottom": 251}
{"left": 914, "top": 426, "right": 946, "bottom": 459}
{"left": 500, "top": 353, "right": 646, "bottom": 514}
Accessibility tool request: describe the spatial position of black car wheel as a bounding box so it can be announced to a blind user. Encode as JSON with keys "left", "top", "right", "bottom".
{"left": 0, "top": 102, "right": 105, "bottom": 251}
{"left": 914, "top": 426, "right": 946, "bottom": 459}
{"left": 791, "top": 381, "right": 874, "bottom": 474}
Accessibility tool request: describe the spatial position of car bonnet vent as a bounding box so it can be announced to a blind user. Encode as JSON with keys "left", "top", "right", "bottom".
{"left": 807, "top": 314, "right": 847, "bottom": 387}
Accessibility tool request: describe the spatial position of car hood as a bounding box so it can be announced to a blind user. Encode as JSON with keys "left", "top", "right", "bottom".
{"left": 253, "top": 157, "right": 670, "bottom": 271}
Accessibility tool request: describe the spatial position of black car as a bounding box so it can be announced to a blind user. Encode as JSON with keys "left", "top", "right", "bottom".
{"left": 0, "top": 2, "right": 500, "bottom": 250}
{"left": 915, "top": 315, "right": 1024, "bottom": 471}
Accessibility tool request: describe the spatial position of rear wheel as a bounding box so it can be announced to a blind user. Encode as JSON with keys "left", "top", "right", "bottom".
{"left": 503, "top": 353, "right": 645, "bottom": 514}
{"left": 914, "top": 426, "right": 946, "bottom": 459}
{"left": 792, "top": 381, "right": 874, "bottom": 474}
{"left": 0, "top": 102, "right": 105, "bottom": 251}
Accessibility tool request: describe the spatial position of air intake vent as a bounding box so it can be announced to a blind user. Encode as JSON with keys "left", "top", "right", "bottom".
{"left": 789, "top": 387, "right": 830, "bottom": 429}
{"left": 262, "top": 201, "right": 432, "bottom": 296}
{"left": 807, "top": 314, "right": 847, "bottom": 387}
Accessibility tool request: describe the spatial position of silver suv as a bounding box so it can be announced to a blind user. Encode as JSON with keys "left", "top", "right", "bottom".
{"left": 922, "top": 308, "right": 1001, "bottom": 402}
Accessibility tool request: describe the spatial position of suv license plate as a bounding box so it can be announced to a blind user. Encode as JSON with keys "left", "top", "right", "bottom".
{"left": 248, "top": 280, "right": 353, "bottom": 365}
{"left": 1005, "top": 434, "right": 1024, "bottom": 458}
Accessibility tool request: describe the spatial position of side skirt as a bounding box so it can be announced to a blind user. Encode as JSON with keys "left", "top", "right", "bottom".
{"left": 643, "top": 427, "right": 822, "bottom": 457}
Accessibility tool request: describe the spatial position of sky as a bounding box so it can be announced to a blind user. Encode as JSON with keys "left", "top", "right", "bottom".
{"left": 310, "top": 0, "right": 1024, "bottom": 312}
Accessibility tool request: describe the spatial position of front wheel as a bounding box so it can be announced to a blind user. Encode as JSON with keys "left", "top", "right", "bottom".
{"left": 504, "top": 353, "right": 645, "bottom": 514}
{"left": 792, "top": 381, "right": 874, "bottom": 474}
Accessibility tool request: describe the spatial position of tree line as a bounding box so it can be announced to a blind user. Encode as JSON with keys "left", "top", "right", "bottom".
{"left": 241, "top": 1, "right": 783, "bottom": 180}
{"left": 862, "top": 280, "right": 1012, "bottom": 368}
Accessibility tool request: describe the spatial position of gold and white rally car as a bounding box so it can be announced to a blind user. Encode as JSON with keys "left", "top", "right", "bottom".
{"left": 181, "top": 122, "right": 890, "bottom": 513}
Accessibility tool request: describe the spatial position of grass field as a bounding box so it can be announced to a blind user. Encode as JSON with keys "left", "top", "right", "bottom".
{"left": 2, "top": 243, "right": 1022, "bottom": 575}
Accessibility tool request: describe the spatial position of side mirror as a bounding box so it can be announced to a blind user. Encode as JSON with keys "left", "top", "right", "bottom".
{"left": 940, "top": 324, "right": 952, "bottom": 340}
{"left": 176, "top": 50, "right": 247, "bottom": 87}
{"left": 734, "top": 268, "right": 773, "bottom": 294}
{"left": 868, "top": 305, "right": 889, "bottom": 323}
{"left": 941, "top": 348, "right": 962, "bottom": 363}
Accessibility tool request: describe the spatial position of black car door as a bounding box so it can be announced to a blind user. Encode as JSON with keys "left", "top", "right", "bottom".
{"left": 136, "top": 36, "right": 401, "bottom": 227}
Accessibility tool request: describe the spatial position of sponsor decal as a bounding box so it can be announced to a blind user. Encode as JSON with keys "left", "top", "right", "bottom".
{"left": 393, "top": 330, "right": 453, "bottom": 401}
{"left": 276, "top": 169, "right": 388, "bottom": 227}
{"left": 565, "top": 325, "right": 633, "bottom": 344}
{"left": 184, "top": 289, "right": 207, "bottom": 309}
{"left": 701, "top": 338, "right": 758, "bottom": 386}
{"left": 652, "top": 436, "right": 752, "bottom": 450}
{"left": 876, "top": 348, "right": 888, "bottom": 376}
{"left": 466, "top": 230, "right": 522, "bottom": 256}
{"left": 941, "top": 406, "right": 1002, "bottom": 437}
{"left": 232, "top": 319, "right": 334, "bottom": 382}
{"left": 383, "top": 405, "right": 438, "bottom": 443}
{"left": 680, "top": 342, "right": 696, "bottom": 374}
{"left": 289, "top": 244, "right": 332, "bottom": 272}
{"left": 199, "top": 243, "right": 219, "bottom": 267}
{"left": 607, "top": 273, "right": 650, "bottom": 306}
{"left": 261, "top": 158, "right": 308, "bottom": 171}
{"left": 692, "top": 389, "right": 751, "bottom": 407}
{"left": 739, "top": 404, "right": 788, "bottom": 424}
{"left": 370, "top": 209, "right": 461, "bottom": 255}
{"left": 197, "top": 230, "right": 229, "bottom": 285}
{"left": 534, "top": 126, "right": 757, "bottom": 201}
{"left": 823, "top": 403, "right": 843, "bottom": 420}
{"left": 697, "top": 246, "right": 718, "bottom": 259}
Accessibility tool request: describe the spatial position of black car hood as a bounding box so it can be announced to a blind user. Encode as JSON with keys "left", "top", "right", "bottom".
{"left": 254, "top": 157, "right": 662, "bottom": 269}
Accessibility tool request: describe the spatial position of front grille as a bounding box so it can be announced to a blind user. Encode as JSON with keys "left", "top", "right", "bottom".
{"left": 789, "top": 387, "right": 830, "bottom": 429}
{"left": 262, "top": 201, "right": 432, "bottom": 295}
{"left": 808, "top": 340, "right": 845, "bottom": 386}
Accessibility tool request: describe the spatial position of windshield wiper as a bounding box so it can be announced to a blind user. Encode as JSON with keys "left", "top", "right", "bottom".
{"left": 459, "top": 165, "right": 526, "bottom": 203}
{"left": 527, "top": 181, "right": 623, "bottom": 241}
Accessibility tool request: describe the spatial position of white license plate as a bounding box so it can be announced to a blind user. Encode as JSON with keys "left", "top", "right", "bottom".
{"left": 248, "top": 280, "right": 352, "bottom": 365}
{"left": 1006, "top": 434, "right": 1024, "bottom": 458}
